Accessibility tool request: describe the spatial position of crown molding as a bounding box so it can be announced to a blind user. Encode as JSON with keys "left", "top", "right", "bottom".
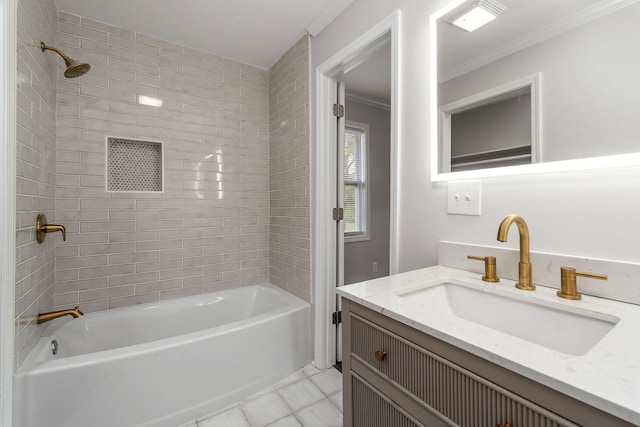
{"left": 306, "top": 0, "right": 354, "bottom": 37}
{"left": 440, "top": 0, "right": 638, "bottom": 82}
{"left": 346, "top": 92, "right": 391, "bottom": 111}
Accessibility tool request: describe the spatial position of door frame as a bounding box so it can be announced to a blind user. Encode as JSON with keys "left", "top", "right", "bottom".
{"left": 0, "top": 0, "right": 17, "bottom": 424}
{"left": 312, "top": 10, "right": 401, "bottom": 368}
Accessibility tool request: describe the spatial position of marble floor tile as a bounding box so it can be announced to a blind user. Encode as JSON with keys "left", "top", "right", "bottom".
{"left": 185, "top": 365, "right": 343, "bottom": 427}
{"left": 329, "top": 391, "right": 343, "bottom": 412}
{"left": 265, "top": 414, "right": 303, "bottom": 427}
{"left": 242, "top": 391, "right": 291, "bottom": 427}
{"left": 309, "top": 368, "right": 343, "bottom": 396}
{"left": 302, "top": 364, "right": 323, "bottom": 377}
{"left": 295, "top": 399, "right": 343, "bottom": 427}
{"left": 275, "top": 370, "right": 307, "bottom": 389}
{"left": 278, "top": 378, "right": 325, "bottom": 411}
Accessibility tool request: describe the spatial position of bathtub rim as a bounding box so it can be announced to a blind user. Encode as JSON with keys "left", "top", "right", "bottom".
{"left": 16, "top": 283, "right": 309, "bottom": 375}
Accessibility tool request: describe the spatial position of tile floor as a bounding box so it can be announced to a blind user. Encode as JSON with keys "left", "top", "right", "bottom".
{"left": 181, "top": 364, "right": 343, "bottom": 427}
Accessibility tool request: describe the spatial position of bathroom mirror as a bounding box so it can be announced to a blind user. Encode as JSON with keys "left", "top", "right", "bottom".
{"left": 431, "top": 0, "right": 640, "bottom": 180}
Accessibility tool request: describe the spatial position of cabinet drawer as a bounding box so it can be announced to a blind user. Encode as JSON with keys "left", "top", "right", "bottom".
{"left": 352, "top": 373, "right": 424, "bottom": 427}
{"left": 350, "top": 313, "right": 576, "bottom": 427}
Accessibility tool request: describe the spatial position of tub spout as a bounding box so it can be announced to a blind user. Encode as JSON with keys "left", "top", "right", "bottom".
{"left": 37, "top": 306, "right": 83, "bottom": 324}
{"left": 36, "top": 213, "right": 66, "bottom": 243}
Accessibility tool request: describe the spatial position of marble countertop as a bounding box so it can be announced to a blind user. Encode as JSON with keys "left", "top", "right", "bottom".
{"left": 337, "top": 266, "right": 640, "bottom": 425}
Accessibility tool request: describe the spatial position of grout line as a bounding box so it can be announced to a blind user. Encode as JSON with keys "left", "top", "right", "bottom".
{"left": 239, "top": 405, "right": 251, "bottom": 427}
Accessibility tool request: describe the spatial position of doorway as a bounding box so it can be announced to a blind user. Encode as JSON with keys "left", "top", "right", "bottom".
{"left": 336, "top": 46, "right": 393, "bottom": 363}
{"left": 341, "top": 44, "right": 392, "bottom": 287}
{"left": 312, "top": 11, "right": 400, "bottom": 369}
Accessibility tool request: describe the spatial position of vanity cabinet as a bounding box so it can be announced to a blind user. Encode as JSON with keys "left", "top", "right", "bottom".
{"left": 342, "top": 299, "right": 634, "bottom": 427}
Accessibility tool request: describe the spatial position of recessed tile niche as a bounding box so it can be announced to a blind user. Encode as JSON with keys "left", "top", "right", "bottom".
{"left": 106, "top": 137, "right": 163, "bottom": 192}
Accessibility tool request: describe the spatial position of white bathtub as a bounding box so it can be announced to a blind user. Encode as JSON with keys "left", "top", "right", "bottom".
{"left": 14, "top": 284, "right": 312, "bottom": 427}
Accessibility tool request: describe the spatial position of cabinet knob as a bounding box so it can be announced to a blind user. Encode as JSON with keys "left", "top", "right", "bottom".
{"left": 374, "top": 350, "right": 387, "bottom": 362}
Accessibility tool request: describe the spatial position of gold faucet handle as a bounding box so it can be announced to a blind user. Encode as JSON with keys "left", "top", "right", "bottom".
{"left": 468, "top": 255, "right": 500, "bottom": 283}
{"left": 558, "top": 267, "right": 607, "bottom": 300}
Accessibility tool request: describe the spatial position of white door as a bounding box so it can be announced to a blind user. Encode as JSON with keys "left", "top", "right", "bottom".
{"left": 335, "top": 80, "right": 345, "bottom": 363}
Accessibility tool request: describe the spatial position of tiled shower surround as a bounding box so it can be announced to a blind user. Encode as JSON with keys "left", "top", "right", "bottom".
{"left": 15, "top": 5, "right": 311, "bottom": 367}
{"left": 53, "top": 11, "right": 272, "bottom": 312}
{"left": 269, "top": 36, "right": 311, "bottom": 302}
{"left": 15, "top": 0, "right": 58, "bottom": 366}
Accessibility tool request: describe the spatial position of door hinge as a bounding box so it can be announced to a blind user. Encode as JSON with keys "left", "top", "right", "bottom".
{"left": 333, "top": 103, "right": 345, "bottom": 118}
{"left": 332, "top": 311, "right": 342, "bottom": 325}
{"left": 332, "top": 207, "right": 344, "bottom": 221}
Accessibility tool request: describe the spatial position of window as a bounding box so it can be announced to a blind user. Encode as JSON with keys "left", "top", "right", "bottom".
{"left": 344, "top": 122, "right": 369, "bottom": 242}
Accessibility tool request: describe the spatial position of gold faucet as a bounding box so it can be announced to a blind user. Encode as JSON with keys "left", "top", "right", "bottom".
{"left": 37, "top": 306, "right": 83, "bottom": 324}
{"left": 496, "top": 215, "right": 535, "bottom": 291}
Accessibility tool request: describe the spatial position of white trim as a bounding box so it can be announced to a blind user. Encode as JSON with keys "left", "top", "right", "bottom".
{"left": 345, "top": 92, "right": 390, "bottom": 111}
{"left": 0, "top": 0, "right": 17, "bottom": 425}
{"left": 312, "top": 10, "right": 401, "bottom": 369}
{"left": 439, "top": 73, "right": 541, "bottom": 173}
{"left": 313, "top": 69, "right": 338, "bottom": 369}
{"left": 433, "top": 151, "right": 640, "bottom": 181}
{"left": 335, "top": 80, "right": 345, "bottom": 361}
{"left": 306, "top": 0, "right": 354, "bottom": 37}
{"left": 440, "top": 0, "right": 638, "bottom": 82}
{"left": 388, "top": 11, "right": 401, "bottom": 277}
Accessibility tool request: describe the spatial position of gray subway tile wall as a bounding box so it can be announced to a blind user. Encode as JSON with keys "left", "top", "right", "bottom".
{"left": 15, "top": 0, "right": 59, "bottom": 367}
{"left": 53, "top": 10, "right": 272, "bottom": 313}
{"left": 269, "top": 36, "right": 311, "bottom": 302}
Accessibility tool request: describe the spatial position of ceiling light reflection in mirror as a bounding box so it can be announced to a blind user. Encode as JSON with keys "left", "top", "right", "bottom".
{"left": 450, "top": 0, "right": 506, "bottom": 32}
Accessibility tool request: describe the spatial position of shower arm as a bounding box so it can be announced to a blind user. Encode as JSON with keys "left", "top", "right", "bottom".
{"left": 40, "top": 42, "right": 71, "bottom": 61}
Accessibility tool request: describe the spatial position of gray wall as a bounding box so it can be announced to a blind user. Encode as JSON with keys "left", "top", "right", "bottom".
{"left": 451, "top": 94, "right": 531, "bottom": 157}
{"left": 344, "top": 98, "right": 390, "bottom": 285}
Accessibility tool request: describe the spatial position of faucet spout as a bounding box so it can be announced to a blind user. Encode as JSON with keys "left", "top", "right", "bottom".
{"left": 497, "top": 214, "right": 535, "bottom": 291}
{"left": 42, "top": 224, "right": 66, "bottom": 241}
{"left": 37, "top": 306, "right": 83, "bottom": 324}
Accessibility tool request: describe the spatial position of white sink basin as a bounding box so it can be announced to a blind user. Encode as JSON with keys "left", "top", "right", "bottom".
{"left": 396, "top": 281, "right": 619, "bottom": 356}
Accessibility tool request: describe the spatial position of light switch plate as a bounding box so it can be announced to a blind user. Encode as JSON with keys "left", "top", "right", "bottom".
{"left": 447, "top": 180, "right": 481, "bottom": 215}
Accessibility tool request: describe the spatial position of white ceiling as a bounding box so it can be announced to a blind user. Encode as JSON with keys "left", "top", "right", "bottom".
{"left": 53, "top": 0, "right": 338, "bottom": 69}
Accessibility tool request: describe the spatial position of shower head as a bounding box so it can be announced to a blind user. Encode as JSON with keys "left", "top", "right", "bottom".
{"left": 62, "top": 58, "right": 91, "bottom": 78}
{"left": 40, "top": 42, "right": 91, "bottom": 78}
